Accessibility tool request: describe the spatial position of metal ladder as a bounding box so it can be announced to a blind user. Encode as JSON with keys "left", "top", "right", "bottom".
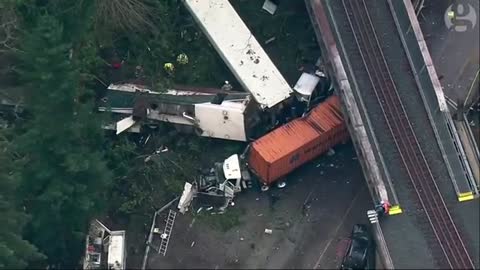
{"left": 158, "top": 210, "right": 176, "bottom": 256}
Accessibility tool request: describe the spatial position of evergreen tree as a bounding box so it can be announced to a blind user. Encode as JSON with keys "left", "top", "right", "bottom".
{"left": 13, "top": 14, "right": 112, "bottom": 267}
{"left": 0, "top": 130, "right": 45, "bottom": 269}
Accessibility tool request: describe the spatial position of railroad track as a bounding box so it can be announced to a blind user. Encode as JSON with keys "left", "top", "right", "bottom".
{"left": 340, "top": 0, "right": 475, "bottom": 268}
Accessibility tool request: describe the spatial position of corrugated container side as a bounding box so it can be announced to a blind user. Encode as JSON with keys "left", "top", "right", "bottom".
{"left": 248, "top": 95, "right": 348, "bottom": 185}
{"left": 248, "top": 146, "right": 269, "bottom": 181}
{"left": 263, "top": 127, "right": 348, "bottom": 184}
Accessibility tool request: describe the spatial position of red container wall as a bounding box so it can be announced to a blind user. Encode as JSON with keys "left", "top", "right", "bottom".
{"left": 248, "top": 95, "right": 348, "bottom": 185}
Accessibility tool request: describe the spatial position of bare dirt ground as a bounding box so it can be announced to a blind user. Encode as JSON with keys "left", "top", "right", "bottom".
{"left": 141, "top": 143, "right": 372, "bottom": 269}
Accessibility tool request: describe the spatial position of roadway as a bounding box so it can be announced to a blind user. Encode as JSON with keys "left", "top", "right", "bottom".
{"left": 306, "top": 0, "right": 479, "bottom": 268}
{"left": 418, "top": 0, "right": 479, "bottom": 108}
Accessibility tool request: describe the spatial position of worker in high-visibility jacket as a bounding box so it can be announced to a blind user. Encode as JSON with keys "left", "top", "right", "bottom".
{"left": 176, "top": 53, "right": 189, "bottom": 65}
{"left": 447, "top": 10, "right": 455, "bottom": 20}
{"left": 164, "top": 62, "right": 175, "bottom": 75}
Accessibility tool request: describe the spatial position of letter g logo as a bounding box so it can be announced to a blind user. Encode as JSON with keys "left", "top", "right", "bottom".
{"left": 444, "top": 3, "right": 477, "bottom": 32}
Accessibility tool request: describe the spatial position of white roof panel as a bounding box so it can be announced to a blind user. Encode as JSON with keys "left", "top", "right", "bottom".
{"left": 107, "top": 232, "right": 125, "bottom": 269}
{"left": 183, "top": 0, "right": 293, "bottom": 108}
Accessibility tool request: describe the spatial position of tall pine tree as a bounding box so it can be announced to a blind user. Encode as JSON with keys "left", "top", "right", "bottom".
{"left": 0, "top": 130, "right": 45, "bottom": 269}
{"left": 14, "top": 14, "right": 112, "bottom": 267}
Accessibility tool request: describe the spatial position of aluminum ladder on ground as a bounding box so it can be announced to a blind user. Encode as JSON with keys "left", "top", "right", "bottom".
{"left": 158, "top": 210, "right": 176, "bottom": 256}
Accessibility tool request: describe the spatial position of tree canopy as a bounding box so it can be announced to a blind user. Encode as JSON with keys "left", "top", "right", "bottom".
{"left": 10, "top": 13, "right": 112, "bottom": 267}
{"left": 0, "top": 129, "right": 45, "bottom": 269}
{"left": 0, "top": 0, "right": 239, "bottom": 268}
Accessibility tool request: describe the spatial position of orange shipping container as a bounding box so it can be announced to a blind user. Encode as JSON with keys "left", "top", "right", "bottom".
{"left": 248, "top": 95, "right": 349, "bottom": 185}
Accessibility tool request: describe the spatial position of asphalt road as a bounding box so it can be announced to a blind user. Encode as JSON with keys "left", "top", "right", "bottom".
{"left": 419, "top": 0, "right": 479, "bottom": 104}
{"left": 145, "top": 143, "right": 373, "bottom": 269}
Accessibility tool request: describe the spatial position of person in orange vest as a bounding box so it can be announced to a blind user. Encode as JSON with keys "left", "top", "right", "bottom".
{"left": 375, "top": 200, "right": 391, "bottom": 216}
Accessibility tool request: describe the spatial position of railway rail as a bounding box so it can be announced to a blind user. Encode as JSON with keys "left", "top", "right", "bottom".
{"left": 340, "top": 0, "right": 475, "bottom": 268}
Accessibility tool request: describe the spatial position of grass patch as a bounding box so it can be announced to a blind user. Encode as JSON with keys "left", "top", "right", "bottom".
{"left": 196, "top": 206, "right": 246, "bottom": 232}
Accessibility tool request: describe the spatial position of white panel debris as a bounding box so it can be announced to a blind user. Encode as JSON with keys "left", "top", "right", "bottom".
{"left": 223, "top": 154, "right": 242, "bottom": 180}
{"left": 294, "top": 72, "right": 321, "bottom": 101}
{"left": 116, "top": 116, "right": 136, "bottom": 135}
{"left": 178, "top": 182, "right": 195, "bottom": 214}
{"left": 195, "top": 100, "right": 247, "bottom": 141}
{"left": 262, "top": 0, "right": 278, "bottom": 15}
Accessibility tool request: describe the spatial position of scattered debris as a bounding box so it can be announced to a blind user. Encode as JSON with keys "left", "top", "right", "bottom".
{"left": 189, "top": 218, "right": 196, "bottom": 228}
{"left": 144, "top": 145, "right": 170, "bottom": 163}
{"left": 191, "top": 241, "right": 195, "bottom": 247}
{"left": 143, "top": 134, "right": 151, "bottom": 145}
{"left": 327, "top": 148, "right": 336, "bottom": 156}
{"left": 178, "top": 182, "right": 195, "bottom": 214}
{"left": 197, "top": 207, "right": 203, "bottom": 214}
{"left": 155, "top": 146, "right": 169, "bottom": 154}
{"left": 240, "top": 237, "right": 244, "bottom": 241}
{"left": 265, "top": 37, "right": 276, "bottom": 45}
{"left": 262, "top": 0, "right": 278, "bottom": 15}
{"left": 264, "top": 228, "right": 273, "bottom": 235}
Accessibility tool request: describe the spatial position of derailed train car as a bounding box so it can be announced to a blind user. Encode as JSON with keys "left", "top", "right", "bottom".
{"left": 247, "top": 95, "right": 348, "bottom": 188}
{"left": 202, "top": 95, "right": 348, "bottom": 193}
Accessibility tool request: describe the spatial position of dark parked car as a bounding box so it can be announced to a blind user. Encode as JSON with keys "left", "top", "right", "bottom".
{"left": 340, "top": 224, "right": 373, "bottom": 269}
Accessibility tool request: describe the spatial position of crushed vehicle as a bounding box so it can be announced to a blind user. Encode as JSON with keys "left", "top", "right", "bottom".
{"left": 340, "top": 224, "right": 374, "bottom": 270}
